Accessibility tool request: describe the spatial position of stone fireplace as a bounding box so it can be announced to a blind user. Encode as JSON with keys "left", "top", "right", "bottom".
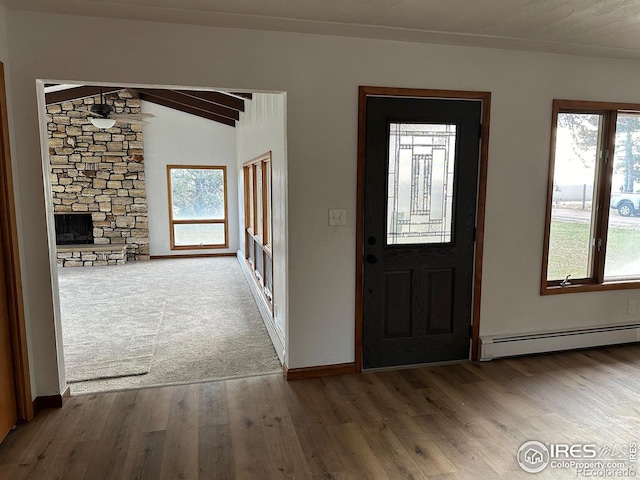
{"left": 46, "top": 89, "right": 150, "bottom": 267}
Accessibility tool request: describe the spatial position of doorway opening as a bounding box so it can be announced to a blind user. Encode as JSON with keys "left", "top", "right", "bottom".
{"left": 38, "top": 81, "right": 288, "bottom": 395}
{"left": 356, "top": 86, "right": 491, "bottom": 370}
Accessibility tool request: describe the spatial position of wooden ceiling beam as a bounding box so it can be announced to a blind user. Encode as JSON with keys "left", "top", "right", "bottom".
{"left": 176, "top": 90, "right": 245, "bottom": 112}
{"left": 45, "top": 86, "right": 124, "bottom": 105}
{"left": 137, "top": 93, "right": 235, "bottom": 127}
{"left": 135, "top": 89, "right": 239, "bottom": 121}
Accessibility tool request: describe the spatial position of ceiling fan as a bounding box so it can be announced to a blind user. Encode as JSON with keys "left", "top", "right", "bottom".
{"left": 80, "top": 87, "right": 154, "bottom": 129}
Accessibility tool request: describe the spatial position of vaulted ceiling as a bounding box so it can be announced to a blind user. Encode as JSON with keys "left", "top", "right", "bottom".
{"left": 6, "top": 1, "right": 640, "bottom": 59}
{"left": 45, "top": 85, "right": 251, "bottom": 127}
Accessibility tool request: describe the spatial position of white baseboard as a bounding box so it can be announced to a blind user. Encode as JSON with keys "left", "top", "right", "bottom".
{"left": 480, "top": 323, "right": 640, "bottom": 361}
{"left": 236, "top": 251, "right": 285, "bottom": 365}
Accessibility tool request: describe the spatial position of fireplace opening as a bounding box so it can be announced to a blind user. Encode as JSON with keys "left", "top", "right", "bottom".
{"left": 55, "top": 214, "right": 93, "bottom": 245}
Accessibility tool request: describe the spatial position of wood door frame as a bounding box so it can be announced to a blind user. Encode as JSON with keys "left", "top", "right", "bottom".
{"left": 355, "top": 86, "right": 491, "bottom": 371}
{"left": 0, "top": 62, "right": 33, "bottom": 421}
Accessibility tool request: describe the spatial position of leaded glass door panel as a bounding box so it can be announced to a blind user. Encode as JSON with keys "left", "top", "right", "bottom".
{"left": 363, "top": 97, "right": 481, "bottom": 368}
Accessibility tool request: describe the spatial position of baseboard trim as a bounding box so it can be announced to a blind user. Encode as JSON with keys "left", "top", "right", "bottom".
{"left": 150, "top": 253, "right": 236, "bottom": 260}
{"left": 284, "top": 362, "right": 356, "bottom": 381}
{"left": 33, "top": 386, "right": 70, "bottom": 413}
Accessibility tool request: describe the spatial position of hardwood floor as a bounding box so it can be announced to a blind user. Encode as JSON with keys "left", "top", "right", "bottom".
{"left": 2, "top": 344, "right": 640, "bottom": 479}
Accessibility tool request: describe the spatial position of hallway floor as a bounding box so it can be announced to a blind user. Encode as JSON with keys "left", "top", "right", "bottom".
{"left": 2, "top": 343, "right": 640, "bottom": 479}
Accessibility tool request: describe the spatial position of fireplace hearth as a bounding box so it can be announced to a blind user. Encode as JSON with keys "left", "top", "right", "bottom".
{"left": 55, "top": 214, "right": 93, "bottom": 245}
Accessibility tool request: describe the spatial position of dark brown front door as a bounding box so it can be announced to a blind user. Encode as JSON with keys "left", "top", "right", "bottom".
{"left": 362, "top": 95, "right": 482, "bottom": 369}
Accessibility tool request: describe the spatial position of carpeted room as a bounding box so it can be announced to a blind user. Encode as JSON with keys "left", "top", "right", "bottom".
{"left": 44, "top": 84, "right": 285, "bottom": 395}
{"left": 58, "top": 257, "right": 281, "bottom": 394}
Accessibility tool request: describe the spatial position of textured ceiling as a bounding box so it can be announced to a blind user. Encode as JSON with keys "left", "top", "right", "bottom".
{"left": 6, "top": 0, "right": 640, "bottom": 59}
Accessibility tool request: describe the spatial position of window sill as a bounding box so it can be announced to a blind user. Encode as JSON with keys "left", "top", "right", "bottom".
{"left": 170, "top": 244, "right": 229, "bottom": 250}
{"left": 542, "top": 280, "right": 640, "bottom": 295}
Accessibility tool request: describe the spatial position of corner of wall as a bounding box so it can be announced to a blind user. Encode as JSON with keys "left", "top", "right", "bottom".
{"left": 235, "top": 92, "right": 289, "bottom": 363}
{"left": 0, "top": 5, "right": 39, "bottom": 399}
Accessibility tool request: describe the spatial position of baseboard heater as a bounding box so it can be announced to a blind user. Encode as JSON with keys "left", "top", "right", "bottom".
{"left": 479, "top": 323, "right": 640, "bottom": 361}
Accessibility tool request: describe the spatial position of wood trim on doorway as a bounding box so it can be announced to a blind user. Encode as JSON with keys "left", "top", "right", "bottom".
{"left": 355, "top": 86, "right": 491, "bottom": 371}
{"left": 0, "top": 62, "right": 33, "bottom": 421}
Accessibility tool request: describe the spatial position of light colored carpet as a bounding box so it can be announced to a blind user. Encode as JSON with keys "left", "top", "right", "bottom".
{"left": 57, "top": 257, "right": 282, "bottom": 395}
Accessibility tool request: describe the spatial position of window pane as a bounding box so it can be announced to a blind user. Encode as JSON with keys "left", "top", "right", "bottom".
{"left": 605, "top": 114, "right": 640, "bottom": 279}
{"left": 255, "top": 163, "right": 263, "bottom": 238}
{"left": 174, "top": 223, "right": 225, "bottom": 246}
{"left": 547, "top": 113, "right": 602, "bottom": 281}
{"left": 265, "top": 161, "right": 272, "bottom": 245}
{"left": 256, "top": 246, "right": 264, "bottom": 285}
{"left": 170, "top": 168, "right": 225, "bottom": 220}
{"left": 246, "top": 167, "right": 254, "bottom": 230}
{"left": 387, "top": 123, "right": 456, "bottom": 245}
{"left": 265, "top": 255, "right": 273, "bottom": 296}
{"left": 248, "top": 236, "right": 255, "bottom": 267}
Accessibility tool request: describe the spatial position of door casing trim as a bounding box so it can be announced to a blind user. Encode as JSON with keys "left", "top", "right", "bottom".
{"left": 356, "top": 86, "right": 491, "bottom": 371}
{"left": 0, "top": 62, "right": 33, "bottom": 421}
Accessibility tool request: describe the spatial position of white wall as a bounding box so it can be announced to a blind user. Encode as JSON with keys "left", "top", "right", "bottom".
{"left": 236, "top": 93, "right": 288, "bottom": 359}
{"left": 0, "top": 5, "right": 8, "bottom": 63}
{"left": 1, "top": 5, "right": 40, "bottom": 399}
{"left": 143, "top": 100, "right": 239, "bottom": 256}
{"left": 6, "top": 11, "right": 640, "bottom": 393}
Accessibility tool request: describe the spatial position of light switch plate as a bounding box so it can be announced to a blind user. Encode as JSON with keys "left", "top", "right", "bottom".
{"left": 328, "top": 208, "right": 346, "bottom": 226}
